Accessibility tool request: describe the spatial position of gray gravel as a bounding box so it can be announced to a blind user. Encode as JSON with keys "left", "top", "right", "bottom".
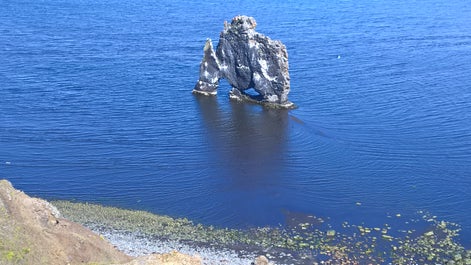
{"left": 90, "top": 226, "right": 258, "bottom": 265}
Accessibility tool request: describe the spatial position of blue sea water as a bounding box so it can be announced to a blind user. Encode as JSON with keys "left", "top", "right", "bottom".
{"left": 1, "top": 0, "right": 471, "bottom": 246}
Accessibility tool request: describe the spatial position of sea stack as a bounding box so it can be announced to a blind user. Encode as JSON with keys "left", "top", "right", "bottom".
{"left": 193, "top": 16, "right": 294, "bottom": 108}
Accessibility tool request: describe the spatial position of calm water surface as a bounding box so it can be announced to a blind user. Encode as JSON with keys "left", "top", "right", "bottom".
{"left": 1, "top": 0, "right": 471, "bottom": 245}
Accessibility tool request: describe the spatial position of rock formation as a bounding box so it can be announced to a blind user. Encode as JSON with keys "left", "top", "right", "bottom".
{"left": 193, "top": 15, "right": 294, "bottom": 108}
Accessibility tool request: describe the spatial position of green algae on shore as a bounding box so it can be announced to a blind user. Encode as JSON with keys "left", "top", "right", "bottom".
{"left": 52, "top": 201, "right": 470, "bottom": 264}
{"left": 52, "top": 200, "right": 288, "bottom": 248}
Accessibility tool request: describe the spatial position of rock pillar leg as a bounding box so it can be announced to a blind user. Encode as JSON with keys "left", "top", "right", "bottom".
{"left": 193, "top": 39, "right": 220, "bottom": 95}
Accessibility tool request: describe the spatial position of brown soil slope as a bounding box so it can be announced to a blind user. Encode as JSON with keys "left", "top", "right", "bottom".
{"left": 0, "top": 179, "right": 201, "bottom": 265}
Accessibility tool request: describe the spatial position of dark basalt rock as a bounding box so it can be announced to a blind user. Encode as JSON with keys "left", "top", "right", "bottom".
{"left": 193, "top": 16, "right": 294, "bottom": 108}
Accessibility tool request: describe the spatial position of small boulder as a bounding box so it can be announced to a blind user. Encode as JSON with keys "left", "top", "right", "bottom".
{"left": 253, "top": 255, "right": 270, "bottom": 265}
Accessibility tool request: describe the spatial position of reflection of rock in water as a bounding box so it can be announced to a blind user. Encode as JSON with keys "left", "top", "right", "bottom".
{"left": 193, "top": 15, "right": 294, "bottom": 109}
{"left": 194, "top": 94, "right": 288, "bottom": 187}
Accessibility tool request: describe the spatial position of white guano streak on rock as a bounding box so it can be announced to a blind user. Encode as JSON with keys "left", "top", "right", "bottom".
{"left": 266, "top": 94, "right": 279, "bottom": 102}
{"left": 220, "top": 64, "right": 228, "bottom": 75}
{"left": 258, "top": 59, "right": 276, "bottom": 82}
{"left": 253, "top": 72, "right": 261, "bottom": 82}
{"left": 236, "top": 65, "right": 250, "bottom": 71}
{"left": 203, "top": 71, "right": 218, "bottom": 84}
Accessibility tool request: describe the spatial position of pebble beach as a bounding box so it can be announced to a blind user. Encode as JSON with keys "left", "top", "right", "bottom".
{"left": 91, "top": 227, "right": 256, "bottom": 265}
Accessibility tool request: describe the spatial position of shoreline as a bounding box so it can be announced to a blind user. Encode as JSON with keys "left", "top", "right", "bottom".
{"left": 52, "top": 200, "right": 299, "bottom": 264}
{"left": 52, "top": 200, "right": 471, "bottom": 265}
{"left": 1, "top": 178, "right": 469, "bottom": 265}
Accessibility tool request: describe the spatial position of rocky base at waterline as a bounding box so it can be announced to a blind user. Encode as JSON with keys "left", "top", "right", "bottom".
{"left": 193, "top": 15, "right": 295, "bottom": 109}
{"left": 0, "top": 179, "right": 203, "bottom": 265}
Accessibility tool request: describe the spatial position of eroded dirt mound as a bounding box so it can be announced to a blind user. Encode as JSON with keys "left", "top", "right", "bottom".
{"left": 0, "top": 179, "right": 201, "bottom": 265}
